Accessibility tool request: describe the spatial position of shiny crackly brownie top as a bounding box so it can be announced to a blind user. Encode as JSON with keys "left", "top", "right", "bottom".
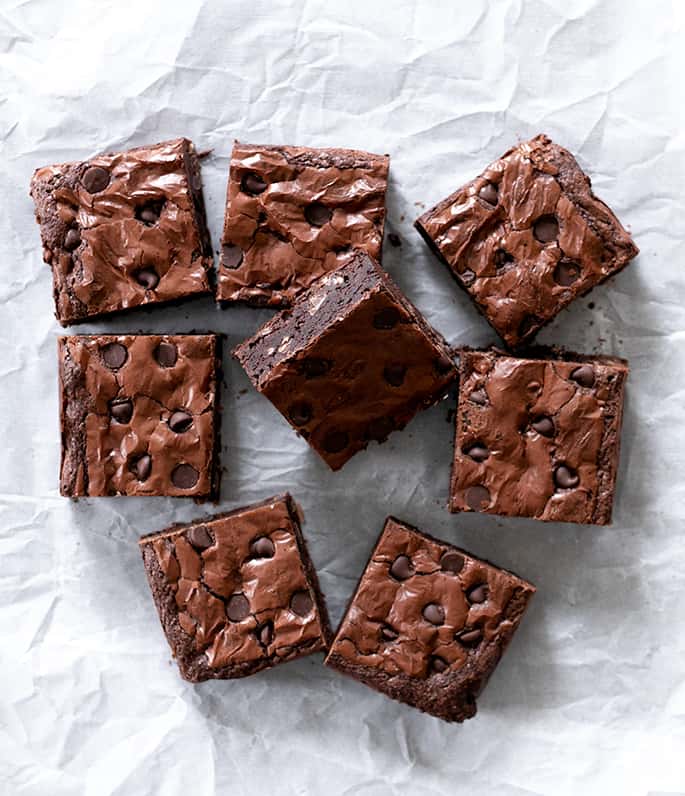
{"left": 30, "top": 138, "right": 212, "bottom": 324}
{"left": 328, "top": 518, "right": 535, "bottom": 679}
{"left": 450, "top": 348, "right": 629, "bottom": 524}
{"left": 217, "top": 142, "right": 389, "bottom": 307}
{"left": 59, "top": 334, "right": 218, "bottom": 497}
{"left": 415, "top": 135, "right": 638, "bottom": 348}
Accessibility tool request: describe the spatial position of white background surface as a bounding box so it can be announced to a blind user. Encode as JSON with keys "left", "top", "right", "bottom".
{"left": 0, "top": 1, "right": 683, "bottom": 794}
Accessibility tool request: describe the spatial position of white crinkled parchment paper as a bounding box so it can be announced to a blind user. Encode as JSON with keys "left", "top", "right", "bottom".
{"left": 0, "top": 1, "right": 683, "bottom": 794}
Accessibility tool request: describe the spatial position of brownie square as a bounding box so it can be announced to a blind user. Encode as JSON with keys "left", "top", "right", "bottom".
{"left": 30, "top": 138, "right": 212, "bottom": 325}
{"left": 234, "top": 251, "right": 457, "bottom": 471}
{"left": 59, "top": 334, "right": 220, "bottom": 498}
{"left": 450, "top": 348, "right": 629, "bottom": 524}
{"left": 216, "top": 142, "right": 389, "bottom": 307}
{"left": 415, "top": 135, "right": 639, "bottom": 348}
{"left": 139, "top": 494, "right": 331, "bottom": 682}
{"left": 325, "top": 517, "right": 536, "bottom": 722}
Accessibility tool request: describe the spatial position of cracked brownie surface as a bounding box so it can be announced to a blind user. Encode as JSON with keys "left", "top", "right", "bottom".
{"left": 139, "top": 494, "right": 331, "bottom": 682}
{"left": 58, "top": 334, "right": 220, "bottom": 498}
{"left": 415, "top": 135, "right": 638, "bottom": 348}
{"left": 325, "top": 517, "right": 535, "bottom": 722}
{"left": 450, "top": 348, "right": 628, "bottom": 524}
{"left": 217, "top": 142, "right": 389, "bottom": 307}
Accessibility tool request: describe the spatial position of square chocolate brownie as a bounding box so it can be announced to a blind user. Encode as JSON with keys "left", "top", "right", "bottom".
{"left": 415, "top": 135, "right": 639, "bottom": 348}
{"left": 59, "top": 334, "right": 220, "bottom": 498}
{"left": 325, "top": 517, "right": 536, "bottom": 722}
{"left": 450, "top": 348, "right": 628, "bottom": 524}
{"left": 30, "top": 138, "right": 212, "bottom": 325}
{"left": 234, "top": 251, "right": 457, "bottom": 471}
{"left": 139, "top": 494, "right": 331, "bottom": 682}
{"left": 216, "top": 142, "right": 389, "bottom": 307}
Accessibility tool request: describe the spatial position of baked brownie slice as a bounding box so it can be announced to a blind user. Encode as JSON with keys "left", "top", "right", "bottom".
{"left": 234, "top": 251, "right": 457, "bottom": 471}
{"left": 325, "top": 517, "right": 536, "bottom": 722}
{"left": 450, "top": 348, "right": 628, "bottom": 524}
{"left": 59, "top": 334, "right": 220, "bottom": 498}
{"left": 139, "top": 494, "right": 331, "bottom": 682}
{"left": 415, "top": 135, "right": 639, "bottom": 348}
{"left": 30, "top": 138, "right": 212, "bottom": 325}
{"left": 217, "top": 142, "right": 389, "bottom": 307}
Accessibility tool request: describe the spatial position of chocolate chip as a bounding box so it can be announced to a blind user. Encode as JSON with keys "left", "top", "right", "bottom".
{"left": 171, "top": 463, "right": 199, "bottom": 489}
{"left": 134, "top": 268, "right": 159, "bottom": 290}
{"left": 554, "top": 464, "right": 579, "bottom": 489}
{"left": 241, "top": 172, "right": 267, "bottom": 195}
{"left": 323, "top": 430, "right": 349, "bottom": 453}
{"left": 440, "top": 551, "right": 465, "bottom": 574}
{"left": 304, "top": 202, "right": 332, "bottom": 227}
{"left": 64, "top": 228, "right": 81, "bottom": 251}
{"left": 478, "top": 182, "right": 498, "bottom": 206}
{"left": 299, "top": 358, "right": 330, "bottom": 379}
{"left": 222, "top": 244, "right": 244, "bottom": 269}
{"left": 554, "top": 258, "right": 580, "bottom": 286}
{"left": 434, "top": 354, "right": 454, "bottom": 375}
{"left": 367, "top": 416, "right": 394, "bottom": 441}
{"left": 168, "top": 410, "right": 193, "bottom": 433}
{"left": 533, "top": 214, "right": 559, "bottom": 243}
{"left": 422, "top": 603, "right": 445, "bottom": 625}
{"left": 101, "top": 342, "right": 128, "bottom": 369}
{"left": 531, "top": 416, "right": 554, "bottom": 437}
{"left": 461, "top": 268, "right": 476, "bottom": 286}
{"left": 430, "top": 656, "right": 448, "bottom": 673}
{"left": 135, "top": 200, "right": 164, "bottom": 225}
{"left": 389, "top": 555, "right": 413, "bottom": 581}
{"left": 154, "top": 341, "right": 177, "bottom": 368}
{"left": 109, "top": 398, "right": 133, "bottom": 424}
{"left": 256, "top": 621, "right": 273, "bottom": 646}
{"left": 465, "top": 485, "right": 490, "bottom": 511}
{"left": 388, "top": 233, "right": 402, "bottom": 247}
{"left": 373, "top": 307, "right": 401, "bottom": 330}
{"left": 383, "top": 363, "right": 406, "bottom": 387}
{"left": 494, "top": 248, "right": 514, "bottom": 268}
{"left": 466, "top": 584, "right": 488, "bottom": 604}
{"left": 290, "top": 591, "right": 314, "bottom": 617}
{"left": 380, "top": 625, "right": 399, "bottom": 642}
{"left": 464, "top": 443, "right": 489, "bottom": 462}
{"left": 226, "top": 593, "right": 250, "bottom": 621}
{"left": 187, "top": 525, "right": 213, "bottom": 550}
{"left": 130, "top": 454, "right": 152, "bottom": 481}
{"left": 288, "top": 401, "right": 312, "bottom": 426}
{"left": 469, "top": 388, "right": 487, "bottom": 406}
{"left": 456, "top": 627, "right": 483, "bottom": 647}
{"left": 570, "top": 365, "right": 595, "bottom": 388}
{"left": 250, "top": 536, "right": 275, "bottom": 558}
{"left": 81, "top": 166, "right": 110, "bottom": 193}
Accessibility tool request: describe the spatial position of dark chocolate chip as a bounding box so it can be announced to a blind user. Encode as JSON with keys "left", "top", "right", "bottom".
{"left": 168, "top": 410, "right": 193, "bottom": 433}
{"left": 380, "top": 625, "right": 399, "bottom": 642}
{"left": 250, "top": 536, "right": 275, "bottom": 558}
{"left": 469, "top": 388, "right": 488, "bottom": 405}
{"left": 533, "top": 214, "right": 559, "bottom": 243}
{"left": 430, "top": 656, "right": 448, "bottom": 673}
{"left": 465, "top": 485, "right": 491, "bottom": 511}
{"left": 367, "top": 416, "right": 394, "bottom": 442}
{"left": 440, "top": 551, "right": 465, "bottom": 573}
{"left": 288, "top": 401, "right": 312, "bottom": 426}
{"left": 531, "top": 416, "right": 554, "bottom": 437}
{"left": 226, "top": 593, "right": 250, "bottom": 622}
{"left": 554, "top": 258, "right": 581, "bottom": 286}
{"left": 422, "top": 603, "right": 445, "bottom": 625}
{"left": 256, "top": 621, "right": 273, "bottom": 646}
{"left": 461, "top": 268, "right": 476, "bottom": 286}
{"left": 222, "top": 244, "right": 244, "bottom": 269}
{"left": 478, "top": 182, "right": 498, "bottom": 206}
{"left": 171, "top": 463, "right": 199, "bottom": 489}
{"left": 456, "top": 627, "right": 483, "bottom": 647}
{"left": 389, "top": 555, "right": 413, "bottom": 581}
{"left": 299, "top": 358, "right": 330, "bottom": 379}
{"left": 64, "top": 228, "right": 81, "bottom": 251}
{"left": 304, "top": 202, "right": 332, "bottom": 227}
{"left": 434, "top": 354, "right": 454, "bottom": 375}
{"left": 187, "top": 525, "right": 213, "bottom": 550}
{"left": 322, "top": 430, "right": 349, "bottom": 453}
{"left": 554, "top": 464, "right": 579, "bottom": 489}
{"left": 383, "top": 363, "right": 407, "bottom": 387}
{"left": 388, "top": 233, "right": 402, "bottom": 247}
{"left": 466, "top": 584, "right": 488, "bottom": 604}
{"left": 135, "top": 200, "right": 164, "bottom": 225}
{"left": 570, "top": 365, "right": 595, "bottom": 388}
{"left": 464, "top": 443, "right": 489, "bottom": 462}
{"left": 373, "top": 307, "right": 401, "bottom": 330}
{"left": 101, "top": 342, "right": 128, "bottom": 369}
{"left": 130, "top": 454, "right": 152, "bottom": 481}
{"left": 134, "top": 268, "right": 159, "bottom": 290}
{"left": 241, "top": 172, "right": 267, "bottom": 195}
{"left": 154, "top": 341, "right": 178, "bottom": 368}
{"left": 494, "top": 248, "right": 514, "bottom": 268}
{"left": 109, "top": 398, "right": 133, "bottom": 424}
{"left": 81, "top": 166, "right": 110, "bottom": 193}
{"left": 290, "top": 591, "right": 314, "bottom": 617}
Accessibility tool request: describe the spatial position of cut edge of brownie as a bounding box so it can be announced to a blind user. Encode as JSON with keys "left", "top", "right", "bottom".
{"left": 231, "top": 141, "right": 390, "bottom": 172}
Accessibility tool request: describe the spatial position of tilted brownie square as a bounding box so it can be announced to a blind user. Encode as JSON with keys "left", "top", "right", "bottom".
{"left": 139, "top": 494, "right": 331, "bottom": 682}
{"left": 325, "top": 517, "right": 536, "bottom": 722}
{"left": 415, "top": 135, "right": 639, "bottom": 348}
{"left": 30, "top": 138, "right": 212, "bottom": 325}
{"left": 450, "top": 348, "right": 628, "bottom": 524}
{"left": 216, "top": 142, "right": 389, "bottom": 307}
{"left": 59, "top": 334, "right": 220, "bottom": 498}
{"left": 233, "top": 251, "right": 457, "bottom": 471}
